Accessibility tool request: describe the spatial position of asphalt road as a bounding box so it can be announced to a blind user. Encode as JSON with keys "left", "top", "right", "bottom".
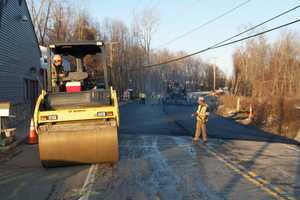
{"left": 0, "top": 103, "right": 299, "bottom": 200}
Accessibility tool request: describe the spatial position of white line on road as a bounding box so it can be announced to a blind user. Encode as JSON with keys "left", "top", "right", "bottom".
{"left": 78, "top": 164, "right": 98, "bottom": 200}
{"left": 284, "top": 144, "right": 300, "bottom": 152}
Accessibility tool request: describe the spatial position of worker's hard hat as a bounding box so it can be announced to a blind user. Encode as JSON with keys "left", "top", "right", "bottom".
{"left": 198, "top": 96, "right": 205, "bottom": 102}
{"left": 53, "top": 55, "right": 62, "bottom": 62}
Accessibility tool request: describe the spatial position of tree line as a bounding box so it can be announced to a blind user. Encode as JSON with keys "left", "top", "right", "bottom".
{"left": 27, "top": 0, "right": 226, "bottom": 96}
{"left": 231, "top": 32, "right": 300, "bottom": 97}
{"left": 229, "top": 32, "right": 300, "bottom": 136}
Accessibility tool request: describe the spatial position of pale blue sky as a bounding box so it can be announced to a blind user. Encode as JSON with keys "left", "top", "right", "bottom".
{"left": 76, "top": 0, "right": 300, "bottom": 76}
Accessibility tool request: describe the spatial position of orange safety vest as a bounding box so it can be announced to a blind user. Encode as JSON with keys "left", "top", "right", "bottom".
{"left": 51, "top": 64, "right": 57, "bottom": 87}
{"left": 196, "top": 103, "right": 208, "bottom": 122}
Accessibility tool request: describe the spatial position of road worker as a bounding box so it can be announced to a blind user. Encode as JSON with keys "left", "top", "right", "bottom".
{"left": 51, "top": 55, "right": 65, "bottom": 92}
{"left": 138, "top": 92, "right": 142, "bottom": 104}
{"left": 192, "top": 96, "right": 209, "bottom": 144}
{"left": 139, "top": 92, "right": 146, "bottom": 104}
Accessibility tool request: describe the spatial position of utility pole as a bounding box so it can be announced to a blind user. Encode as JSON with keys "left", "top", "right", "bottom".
{"left": 107, "top": 42, "right": 119, "bottom": 89}
{"left": 109, "top": 42, "right": 119, "bottom": 68}
{"left": 211, "top": 57, "right": 217, "bottom": 91}
{"left": 103, "top": 44, "right": 109, "bottom": 89}
{"left": 109, "top": 42, "right": 113, "bottom": 68}
{"left": 213, "top": 64, "right": 216, "bottom": 91}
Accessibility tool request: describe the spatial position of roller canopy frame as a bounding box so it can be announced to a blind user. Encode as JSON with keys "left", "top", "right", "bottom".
{"left": 49, "top": 41, "right": 104, "bottom": 58}
{"left": 47, "top": 40, "right": 109, "bottom": 91}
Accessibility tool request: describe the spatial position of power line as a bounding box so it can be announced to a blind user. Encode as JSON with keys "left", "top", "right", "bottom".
{"left": 156, "top": 0, "right": 202, "bottom": 32}
{"left": 139, "top": 4, "right": 300, "bottom": 69}
{"left": 211, "top": 19, "right": 300, "bottom": 51}
{"left": 137, "top": 18, "right": 300, "bottom": 70}
{"left": 207, "top": 4, "right": 300, "bottom": 51}
{"left": 157, "top": 0, "right": 252, "bottom": 48}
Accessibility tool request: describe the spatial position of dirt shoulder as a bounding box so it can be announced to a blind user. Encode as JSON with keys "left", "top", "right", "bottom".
{"left": 216, "top": 95, "right": 300, "bottom": 140}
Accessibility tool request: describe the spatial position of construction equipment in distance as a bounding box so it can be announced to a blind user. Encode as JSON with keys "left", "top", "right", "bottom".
{"left": 163, "top": 80, "right": 187, "bottom": 105}
{"left": 34, "top": 41, "right": 119, "bottom": 167}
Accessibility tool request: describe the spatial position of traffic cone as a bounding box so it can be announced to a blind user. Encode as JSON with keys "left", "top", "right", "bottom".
{"left": 27, "top": 118, "right": 38, "bottom": 144}
{"left": 248, "top": 104, "right": 254, "bottom": 121}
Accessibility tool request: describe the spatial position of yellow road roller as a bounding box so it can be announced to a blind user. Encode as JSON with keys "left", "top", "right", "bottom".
{"left": 34, "top": 41, "right": 119, "bottom": 167}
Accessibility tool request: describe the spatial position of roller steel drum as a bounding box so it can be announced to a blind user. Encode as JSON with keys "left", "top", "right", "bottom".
{"left": 38, "top": 121, "right": 119, "bottom": 167}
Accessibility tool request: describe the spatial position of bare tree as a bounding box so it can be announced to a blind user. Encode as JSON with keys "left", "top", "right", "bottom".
{"left": 48, "top": 1, "right": 75, "bottom": 42}
{"left": 27, "top": 0, "right": 53, "bottom": 45}
{"left": 131, "top": 8, "right": 159, "bottom": 92}
{"left": 72, "top": 10, "right": 97, "bottom": 40}
{"left": 27, "top": 0, "right": 227, "bottom": 98}
{"left": 133, "top": 8, "right": 159, "bottom": 63}
{"left": 230, "top": 31, "right": 300, "bottom": 136}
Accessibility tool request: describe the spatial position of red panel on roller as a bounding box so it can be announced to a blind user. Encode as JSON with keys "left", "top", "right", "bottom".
{"left": 66, "top": 82, "right": 81, "bottom": 92}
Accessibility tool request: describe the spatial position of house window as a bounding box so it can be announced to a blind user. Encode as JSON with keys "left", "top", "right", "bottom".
{"left": 24, "top": 79, "right": 29, "bottom": 102}
{"left": 24, "top": 79, "right": 39, "bottom": 103}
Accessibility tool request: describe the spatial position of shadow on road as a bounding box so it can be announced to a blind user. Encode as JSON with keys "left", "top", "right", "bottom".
{"left": 163, "top": 104, "right": 300, "bottom": 197}
{"left": 163, "top": 104, "right": 300, "bottom": 145}
{"left": 97, "top": 102, "right": 300, "bottom": 199}
{"left": 219, "top": 142, "right": 271, "bottom": 198}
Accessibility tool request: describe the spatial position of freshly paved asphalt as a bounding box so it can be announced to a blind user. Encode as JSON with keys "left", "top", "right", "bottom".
{"left": 0, "top": 103, "right": 299, "bottom": 200}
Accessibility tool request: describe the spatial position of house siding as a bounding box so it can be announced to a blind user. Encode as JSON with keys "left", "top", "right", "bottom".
{"left": 0, "top": 0, "right": 41, "bottom": 125}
